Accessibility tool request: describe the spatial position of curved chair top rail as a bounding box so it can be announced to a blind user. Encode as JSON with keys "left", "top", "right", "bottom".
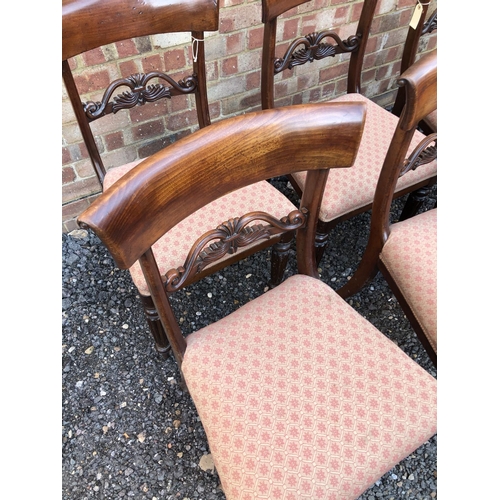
{"left": 398, "top": 49, "right": 437, "bottom": 132}
{"left": 62, "top": 0, "right": 220, "bottom": 60}
{"left": 78, "top": 101, "right": 366, "bottom": 269}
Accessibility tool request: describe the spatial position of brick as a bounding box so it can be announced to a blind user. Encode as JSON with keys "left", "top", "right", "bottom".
{"left": 351, "top": 1, "right": 364, "bottom": 23}
{"left": 116, "top": 39, "right": 139, "bottom": 58}
{"left": 426, "top": 36, "right": 437, "bottom": 51}
{"left": 377, "top": 0, "right": 398, "bottom": 16}
{"left": 239, "top": 91, "right": 262, "bottom": 110}
{"left": 137, "top": 133, "right": 186, "bottom": 159}
{"left": 132, "top": 118, "right": 166, "bottom": 141}
{"left": 222, "top": 56, "right": 239, "bottom": 76}
{"left": 208, "top": 101, "right": 221, "bottom": 121}
{"left": 223, "top": 0, "right": 245, "bottom": 6}
{"left": 78, "top": 142, "right": 90, "bottom": 160}
{"left": 335, "top": 77, "right": 348, "bottom": 95}
{"left": 129, "top": 99, "right": 170, "bottom": 123}
{"left": 225, "top": 32, "right": 245, "bottom": 54}
{"left": 238, "top": 51, "right": 261, "bottom": 73}
{"left": 164, "top": 48, "right": 187, "bottom": 71}
{"left": 135, "top": 36, "right": 152, "bottom": 54}
{"left": 167, "top": 108, "right": 198, "bottom": 130}
{"left": 62, "top": 166, "right": 76, "bottom": 184}
{"left": 74, "top": 69, "right": 111, "bottom": 94}
{"left": 75, "top": 158, "right": 98, "bottom": 179}
{"left": 119, "top": 60, "right": 140, "bottom": 79}
{"left": 90, "top": 110, "right": 130, "bottom": 135}
{"left": 169, "top": 95, "right": 190, "bottom": 114}
{"left": 207, "top": 74, "right": 246, "bottom": 101}
{"left": 319, "top": 60, "right": 350, "bottom": 83}
{"left": 246, "top": 71, "right": 261, "bottom": 92}
{"left": 321, "top": 82, "right": 336, "bottom": 100}
{"left": 283, "top": 19, "right": 299, "bottom": 40}
{"left": 248, "top": 27, "right": 264, "bottom": 50}
{"left": 62, "top": 176, "right": 102, "bottom": 204}
{"left": 63, "top": 218, "right": 79, "bottom": 233}
{"left": 83, "top": 47, "right": 106, "bottom": 66}
{"left": 62, "top": 147, "right": 72, "bottom": 165}
{"left": 142, "top": 54, "right": 164, "bottom": 73}
{"left": 62, "top": 193, "right": 100, "bottom": 223}
{"left": 220, "top": 4, "right": 260, "bottom": 33}
{"left": 398, "top": 0, "right": 416, "bottom": 8}
{"left": 102, "top": 147, "right": 138, "bottom": 169}
{"left": 67, "top": 57, "right": 77, "bottom": 71}
{"left": 105, "top": 131, "right": 125, "bottom": 151}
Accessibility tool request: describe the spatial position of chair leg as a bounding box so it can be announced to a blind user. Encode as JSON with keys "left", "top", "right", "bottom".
{"left": 399, "top": 185, "right": 430, "bottom": 221}
{"left": 139, "top": 294, "right": 172, "bottom": 359}
{"left": 270, "top": 232, "right": 294, "bottom": 288}
{"left": 314, "top": 219, "right": 332, "bottom": 268}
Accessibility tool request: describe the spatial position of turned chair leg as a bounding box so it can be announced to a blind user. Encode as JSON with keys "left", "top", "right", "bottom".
{"left": 270, "top": 232, "right": 294, "bottom": 288}
{"left": 399, "top": 185, "right": 430, "bottom": 221}
{"left": 139, "top": 294, "right": 172, "bottom": 358}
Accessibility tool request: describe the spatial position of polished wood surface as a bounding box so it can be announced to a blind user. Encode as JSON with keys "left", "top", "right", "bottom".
{"left": 392, "top": 8, "right": 437, "bottom": 121}
{"left": 62, "top": 0, "right": 219, "bottom": 60}
{"left": 79, "top": 102, "right": 366, "bottom": 365}
{"left": 79, "top": 102, "right": 366, "bottom": 269}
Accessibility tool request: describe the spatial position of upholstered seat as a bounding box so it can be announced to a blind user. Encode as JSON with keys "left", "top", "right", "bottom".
{"left": 104, "top": 165, "right": 297, "bottom": 296}
{"left": 79, "top": 102, "right": 437, "bottom": 500}
{"left": 380, "top": 208, "right": 437, "bottom": 354}
{"left": 291, "top": 94, "right": 437, "bottom": 223}
{"left": 183, "top": 274, "right": 437, "bottom": 499}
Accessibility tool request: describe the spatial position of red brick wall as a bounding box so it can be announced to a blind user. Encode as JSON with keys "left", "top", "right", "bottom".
{"left": 62, "top": 0, "right": 437, "bottom": 232}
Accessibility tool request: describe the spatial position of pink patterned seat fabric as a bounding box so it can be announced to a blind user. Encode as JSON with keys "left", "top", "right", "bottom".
{"left": 103, "top": 164, "right": 298, "bottom": 295}
{"left": 182, "top": 274, "right": 437, "bottom": 499}
{"left": 292, "top": 94, "right": 437, "bottom": 222}
{"left": 380, "top": 208, "right": 437, "bottom": 354}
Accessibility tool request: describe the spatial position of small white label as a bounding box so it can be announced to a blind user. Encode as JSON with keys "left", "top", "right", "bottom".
{"left": 409, "top": 2, "right": 423, "bottom": 30}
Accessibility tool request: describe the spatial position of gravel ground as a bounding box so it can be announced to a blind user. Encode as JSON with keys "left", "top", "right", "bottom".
{"left": 62, "top": 179, "right": 437, "bottom": 500}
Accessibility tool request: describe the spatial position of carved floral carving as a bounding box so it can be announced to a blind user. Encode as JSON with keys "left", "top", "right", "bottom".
{"left": 274, "top": 30, "right": 360, "bottom": 74}
{"left": 422, "top": 10, "right": 437, "bottom": 35}
{"left": 83, "top": 72, "right": 198, "bottom": 121}
{"left": 164, "top": 208, "right": 308, "bottom": 292}
{"left": 400, "top": 133, "right": 437, "bottom": 176}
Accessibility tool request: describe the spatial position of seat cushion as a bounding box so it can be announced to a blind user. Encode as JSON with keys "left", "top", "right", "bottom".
{"left": 103, "top": 163, "right": 298, "bottom": 296}
{"left": 380, "top": 208, "right": 437, "bottom": 353}
{"left": 182, "top": 274, "right": 437, "bottom": 500}
{"left": 291, "top": 94, "right": 437, "bottom": 223}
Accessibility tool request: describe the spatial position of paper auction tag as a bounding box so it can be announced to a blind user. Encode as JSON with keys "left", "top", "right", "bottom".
{"left": 409, "top": 2, "right": 423, "bottom": 29}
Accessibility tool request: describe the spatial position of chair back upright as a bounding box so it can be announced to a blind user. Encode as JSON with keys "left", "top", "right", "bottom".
{"left": 62, "top": 0, "right": 219, "bottom": 184}
{"left": 78, "top": 102, "right": 367, "bottom": 368}
{"left": 337, "top": 49, "right": 437, "bottom": 300}
{"left": 392, "top": 7, "right": 437, "bottom": 118}
{"left": 261, "top": 0, "right": 378, "bottom": 110}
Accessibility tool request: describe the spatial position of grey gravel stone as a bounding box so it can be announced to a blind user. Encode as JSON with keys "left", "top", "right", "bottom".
{"left": 62, "top": 179, "right": 437, "bottom": 499}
